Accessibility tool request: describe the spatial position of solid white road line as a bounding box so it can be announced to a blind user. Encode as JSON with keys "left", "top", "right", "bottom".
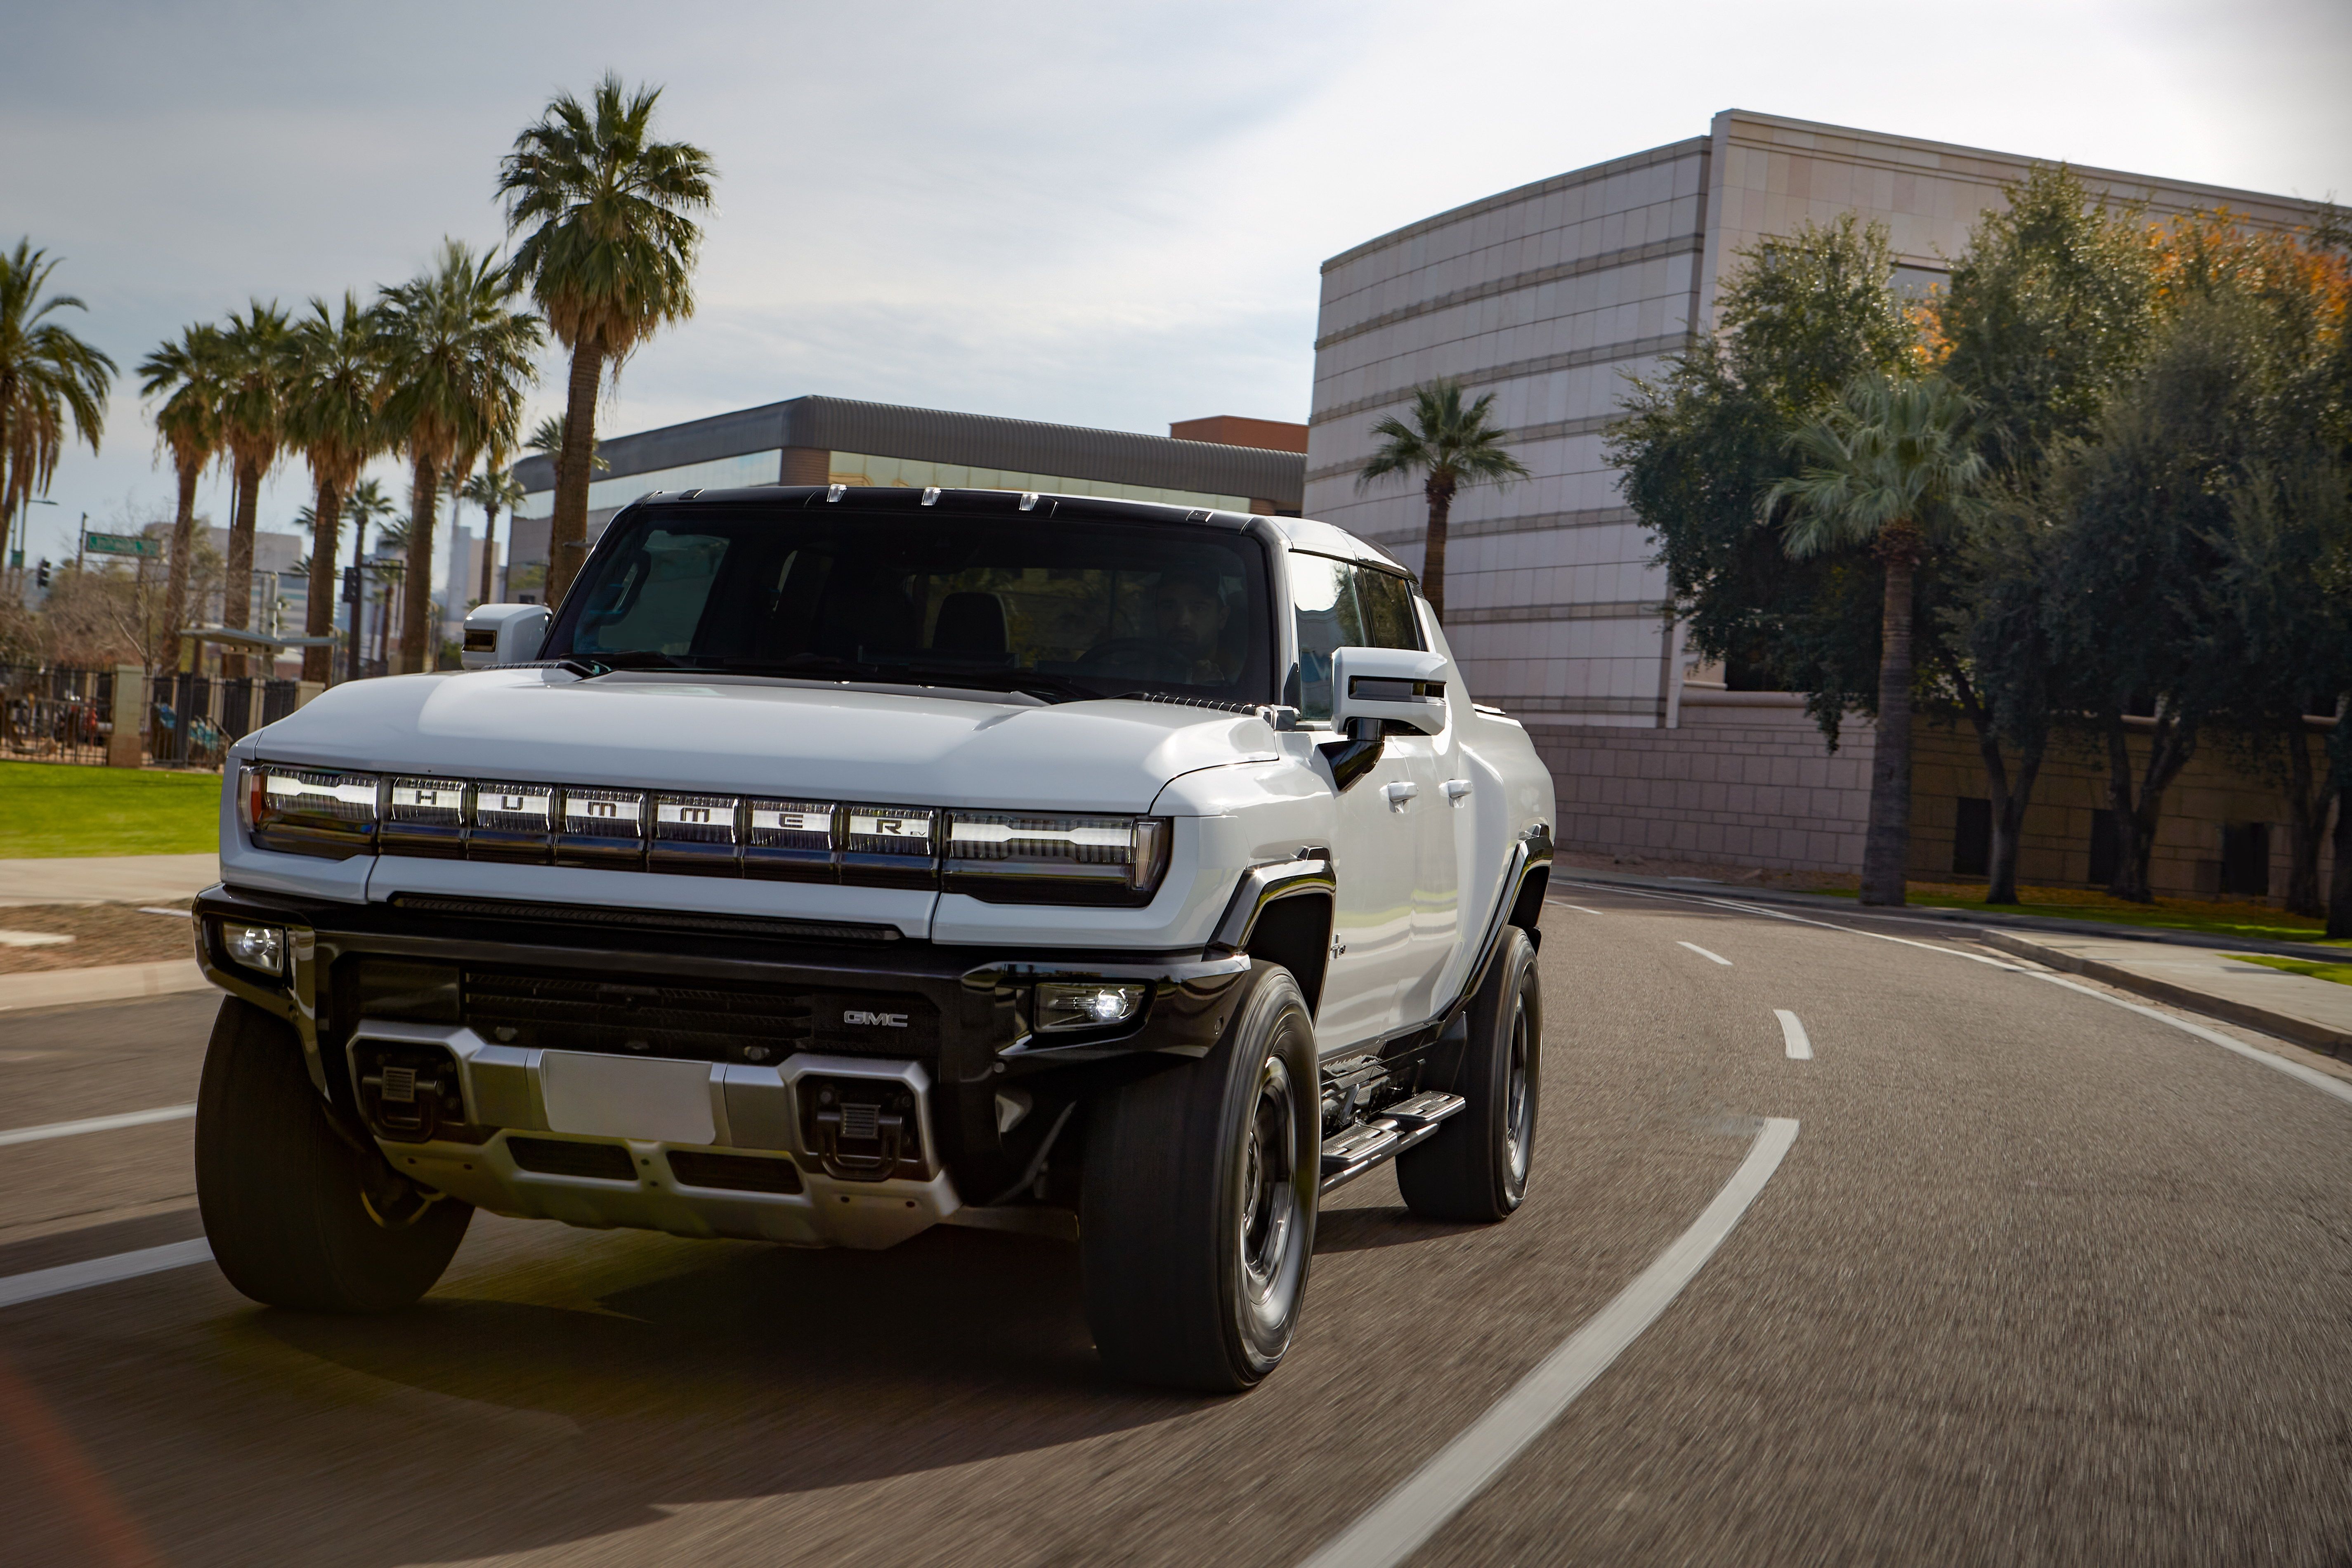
{"left": 1297, "top": 1117, "right": 1801, "bottom": 1568}
{"left": 0, "top": 1104, "right": 197, "bottom": 1148}
{"left": 1562, "top": 878, "right": 2352, "bottom": 1113}
{"left": 137, "top": 906, "right": 191, "bottom": 918}
{"left": 1775, "top": 1009, "right": 1813, "bottom": 1060}
{"left": 0, "top": 1239, "right": 215, "bottom": 1311}
{"left": 1556, "top": 904, "right": 1606, "bottom": 916}
{"left": 1677, "top": 941, "right": 1732, "bottom": 966}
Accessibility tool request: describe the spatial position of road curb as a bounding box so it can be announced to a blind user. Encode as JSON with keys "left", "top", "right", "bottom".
{"left": 1980, "top": 930, "right": 2352, "bottom": 1059}
{"left": 0, "top": 960, "right": 212, "bottom": 1013}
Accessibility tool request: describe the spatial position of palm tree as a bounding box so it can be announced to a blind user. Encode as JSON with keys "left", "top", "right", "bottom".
{"left": 138, "top": 323, "right": 227, "bottom": 672}
{"left": 1354, "top": 378, "right": 1530, "bottom": 621}
{"left": 527, "top": 413, "right": 606, "bottom": 474}
{"left": 287, "top": 294, "right": 384, "bottom": 682}
{"left": 1, "top": 240, "right": 116, "bottom": 578}
{"left": 217, "top": 300, "right": 295, "bottom": 674}
{"left": 369, "top": 516, "right": 410, "bottom": 673}
{"left": 500, "top": 73, "right": 715, "bottom": 607}
{"left": 462, "top": 463, "right": 527, "bottom": 605}
{"left": 340, "top": 477, "right": 396, "bottom": 682}
{"left": 374, "top": 241, "right": 541, "bottom": 672}
{"left": 1763, "top": 373, "right": 1986, "bottom": 907}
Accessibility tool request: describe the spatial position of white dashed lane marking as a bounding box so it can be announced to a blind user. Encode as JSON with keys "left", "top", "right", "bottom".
{"left": 1775, "top": 1009, "right": 1813, "bottom": 1060}
{"left": 0, "top": 1104, "right": 196, "bottom": 1148}
{"left": 1677, "top": 941, "right": 1732, "bottom": 966}
{"left": 0, "top": 1240, "right": 215, "bottom": 1311}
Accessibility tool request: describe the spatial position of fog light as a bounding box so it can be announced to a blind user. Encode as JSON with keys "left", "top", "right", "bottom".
{"left": 222, "top": 921, "right": 284, "bottom": 977}
{"left": 1036, "top": 982, "right": 1145, "bottom": 1032}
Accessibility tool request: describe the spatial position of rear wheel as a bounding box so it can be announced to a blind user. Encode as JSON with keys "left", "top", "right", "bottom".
{"left": 1081, "top": 963, "right": 1319, "bottom": 1391}
{"left": 196, "top": 996, "right": 471, "bottom": 1312}
{"left": 1397, "top": 926, "right": 1540, "bottom": 1222}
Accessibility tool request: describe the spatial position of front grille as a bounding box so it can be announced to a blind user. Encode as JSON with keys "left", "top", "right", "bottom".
{"left": 667, "top": 1150, "right": 805, "bottom": 1194}
{"left": 390, "top": 893, "right": 898, "bottom": 944}
{"left": 458, "top": 966, "right": 938, "bottom": 1065}
{"left": 506, "top": 1136, "right": 636, "bottom": 1181}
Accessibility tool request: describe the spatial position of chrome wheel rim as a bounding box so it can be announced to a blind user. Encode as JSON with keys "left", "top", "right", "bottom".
{"left": 1238, "top": 1056, "right": 1299, "bottom": 1306}
{"left": 1503, "top": 997, "right": 1533, "bottom": 1187}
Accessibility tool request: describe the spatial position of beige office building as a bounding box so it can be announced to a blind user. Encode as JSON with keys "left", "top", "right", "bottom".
{"left": 1306, "top": 110, "right": 2341, "bottom": 898}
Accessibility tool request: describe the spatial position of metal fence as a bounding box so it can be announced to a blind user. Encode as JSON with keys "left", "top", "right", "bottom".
{"left": 150, "top": 673, "right": 300, "bottom": 768}
{"left": 0, "top": 664, "right": 298, "bottom": 769}
{"left": 0, "top": 664, "right": 113, "bottom": 765}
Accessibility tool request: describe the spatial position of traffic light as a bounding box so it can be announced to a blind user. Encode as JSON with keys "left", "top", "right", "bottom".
{"left": 34, "top": 559, "right": 50, "bottom": 589}
{"left": 342, "top": 565, "right": 360, "bottom": 603}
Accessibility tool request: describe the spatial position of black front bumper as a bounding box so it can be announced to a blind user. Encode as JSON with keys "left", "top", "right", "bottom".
{"left": 192, "top": 882, "right": 1254, "bottom": 1204}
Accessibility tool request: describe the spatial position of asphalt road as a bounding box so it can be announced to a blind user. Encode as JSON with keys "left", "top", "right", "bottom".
{"left": 4, "top": 887, "right": 2350, "bottom": 1567}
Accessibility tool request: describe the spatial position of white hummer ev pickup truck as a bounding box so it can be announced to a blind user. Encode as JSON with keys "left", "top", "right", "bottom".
{"left": 191, "top": 485, "right": 1555, "bottom": 1391}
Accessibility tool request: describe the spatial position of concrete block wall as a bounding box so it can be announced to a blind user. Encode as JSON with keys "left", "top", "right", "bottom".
{"left": 1530, "top": 698, "right": 1875, "bottom": 872}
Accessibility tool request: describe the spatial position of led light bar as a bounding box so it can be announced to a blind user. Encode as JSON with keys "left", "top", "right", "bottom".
{"left": 383, "top": 777, "right": 468, "bottom": 860}
{"left": 746, "top": 798, "right": 837, "bottom": 882}
{"left": 650, "top": 793, "right": 741, "bottom": 878}
{"left": 244, "top": 767, "right": 379, "bottom": 858}
{"left": 943, "top": 812, "right": 1169, "bottom": 905}
{"left": 556, "top": 787, "right": 647, "bottom": 868}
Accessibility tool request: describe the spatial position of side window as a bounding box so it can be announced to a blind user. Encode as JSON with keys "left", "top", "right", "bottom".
{"left": 1289, "top": 552, "right": 1424, "bottom": 721}
{"left": 572, "top": 529, "right": 730, "bottom": 656}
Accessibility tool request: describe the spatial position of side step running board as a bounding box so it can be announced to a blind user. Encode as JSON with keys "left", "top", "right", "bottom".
{"left": 1318, "top": 1091, "right": 1466, "bottom": 1193}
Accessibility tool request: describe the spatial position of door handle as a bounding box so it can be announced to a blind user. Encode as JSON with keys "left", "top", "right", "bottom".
{"left": 1383, "top": 781, "right": 1419, "bottom": 811}
{"left": 1443, "top": 778, "right": 1471, "bottom": 804}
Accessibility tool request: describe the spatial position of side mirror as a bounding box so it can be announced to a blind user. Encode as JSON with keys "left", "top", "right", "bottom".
{"left": 1329, "top": 646, "right": 1448, "bottom": 737}
{"left": 460, "top": 603, "right": 552, "bottom": 670}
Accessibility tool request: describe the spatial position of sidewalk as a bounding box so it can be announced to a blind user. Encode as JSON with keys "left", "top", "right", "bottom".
{"left": 1979, "top": 930, "right": 2352, "bottom": 1058}
{"left": 0, "top": 959, "right": 210, "bottom": 1013}
{"left": 0, "top": 854, "right": 218, "bottom": 909}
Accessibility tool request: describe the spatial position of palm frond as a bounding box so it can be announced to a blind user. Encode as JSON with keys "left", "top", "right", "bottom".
{"left": 1, "top": 239, "right": 117, "bottom": 518}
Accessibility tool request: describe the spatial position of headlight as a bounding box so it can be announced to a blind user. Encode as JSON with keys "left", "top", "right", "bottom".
{"left": 243, "top": 767, "right": 379, "bottom": 858}
{"left": 944, "top": 812, "right": 1170, "bottom": 906}
{"left": 1035, "top": 981, "right": 1147, "bottom": 1031}
{"left": 221, "top": 921, "right": 284, "bottom": 977}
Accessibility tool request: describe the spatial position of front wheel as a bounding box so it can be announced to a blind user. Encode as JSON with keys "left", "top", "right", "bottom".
{"left": 1081, "top": 963, "right": 1319, "bottom": 1392}
{"left": 1397, "top": 926, "right": 1541, "bottom": 1222}
{"left": 195, "top": 996, "right": 471, "bottom": 1312}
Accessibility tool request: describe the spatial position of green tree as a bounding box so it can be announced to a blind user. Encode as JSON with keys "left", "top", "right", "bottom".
{"left": 0, "top": 240, "right": 115, "bottom": 576}
{"left": 374, "top": 241, "right": 542, "bottom": 671}
{"left": 1353, "top": 378, "right": 1530, "bottom": 621}
{"left": 527, "top": 412, "right": 606, "bottom": 474}
{"left": 1611, "top": 215, "right": 1921, "bottom": 745}
{"left": 499, "top": 73, "right": 715, "bottom": 608}
{"left": 1764, "top": 374, "right": 1986, "bottom": 906}
{"left": 287, "top": 294, "right": 385, "bottom": 682}
{"left": 138, "top": 323, "right": 227, "bottom": 672}
{"left": 1931, "top": 165, "right": 2158, "bottom": 902}
{"left": 217, "top": 300, "right": 296, "bottom": 673}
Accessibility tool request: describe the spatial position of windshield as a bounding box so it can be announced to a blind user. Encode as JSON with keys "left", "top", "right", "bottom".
{"left": 542, "top": 504, "right": 1276, "bottom": 704}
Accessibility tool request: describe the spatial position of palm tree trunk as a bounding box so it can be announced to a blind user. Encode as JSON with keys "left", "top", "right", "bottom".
{"left": 162, "top": 457, "right": 201, "bottom": 675}
{"left": 401, "top": 453, "right": 439, "bottom": 673}
{"left": 2281, "top": 721, "right": 2327, "bottom": 918}
{"left": 302, "top": 476, "right": 343, "bottom": 684}
{"left": 479, "top": 503, "right": 500, "bottom": 607}
{"left": 1421, "top": 473, "right": 1457, "bottom": 622}
{"left": 548, "top": 331, "right": 604, "bottom": 609}
{"left": 1861, "top": 528, "right": 1919, "bottom": 906}
{"left": 347, "top": 505, "right": 367, "bottom": 685}
{"left": 223, "top": 457, "right": 260, "bottom": 678}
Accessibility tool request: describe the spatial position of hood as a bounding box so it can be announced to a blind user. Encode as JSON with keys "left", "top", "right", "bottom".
{"left": 248, "top": 669, "right": 1280, "bottom": 815}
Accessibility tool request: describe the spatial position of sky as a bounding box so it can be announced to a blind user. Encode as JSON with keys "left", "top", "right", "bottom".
{"left": 6, "top": 0, "right": 2350, "bottom": 579}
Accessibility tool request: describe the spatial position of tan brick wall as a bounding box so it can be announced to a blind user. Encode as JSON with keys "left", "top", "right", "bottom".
{"left": 1533, "top": 701, "right": 2336, "bottom": 900}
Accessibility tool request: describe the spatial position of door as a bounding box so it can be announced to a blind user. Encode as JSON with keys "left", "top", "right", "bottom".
{"left": 1288, "top": 552, "right": 1456, "bottom": 1050}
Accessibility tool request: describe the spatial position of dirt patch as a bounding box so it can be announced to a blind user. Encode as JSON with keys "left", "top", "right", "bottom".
{"left": 0, "top": 901, "right": 198, "bottom": 973}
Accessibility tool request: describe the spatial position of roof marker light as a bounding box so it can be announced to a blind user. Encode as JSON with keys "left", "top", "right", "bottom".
{"left": 921, "top": 487, "right": 941, "bottom": 506}
{"left": 827, "top": 484, "right": 845, "bottom": 502}
{"left": 680, "top": 487, "right": 703, "bottom": 499}
{"left": 1019, "top": 493, "right": 1039, "bottom": 511}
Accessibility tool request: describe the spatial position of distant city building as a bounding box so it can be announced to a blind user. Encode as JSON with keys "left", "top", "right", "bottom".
{"left": 505, "top": 395, "right": 1308, "bottom": 603}
{"left": 1308, "top": 109, "right": 2344, "bottom": 896}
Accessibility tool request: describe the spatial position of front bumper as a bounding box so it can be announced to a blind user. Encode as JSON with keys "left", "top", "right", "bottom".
{"left": 192, "top": 883, "right": 1256, "bottom": 1248}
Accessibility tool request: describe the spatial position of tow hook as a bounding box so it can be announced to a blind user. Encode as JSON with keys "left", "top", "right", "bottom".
{"left": 800, "top": 1075, "right": 926, "bottom": 1181}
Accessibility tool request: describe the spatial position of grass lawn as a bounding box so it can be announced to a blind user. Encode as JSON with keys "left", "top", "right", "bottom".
{"left": 1804, "top": 878, "right": 2349, "bottom": 949}
{"left": 2234, "top": 954, "right": 2352, "bottom": 988}
{"left": 0, "top": 761, "right": 222, "bottom": 857}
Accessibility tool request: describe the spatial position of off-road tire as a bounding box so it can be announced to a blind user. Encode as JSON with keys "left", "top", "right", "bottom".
{"left": 195, "top": 996, "right": 471, "bottom": 1312}
{"left": 1081, "top": 963, "right": 1319, "bottom": 1392}
{"left": 1396, "top": 926, "right": 1540, "bottom": 1222}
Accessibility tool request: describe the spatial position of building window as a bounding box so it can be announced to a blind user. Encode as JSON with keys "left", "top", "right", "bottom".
{"left": 1952, "top": 797, "right": 1991, "bottom": 878}
{"left": 2220, "top": 822, "right": 2270, "bottom": 897}
{"left": 2088, "top": 808, "right": 2118, "bottom": 888}
{"left": 824, "top": 451, "right": 1249, "bottom": 512}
